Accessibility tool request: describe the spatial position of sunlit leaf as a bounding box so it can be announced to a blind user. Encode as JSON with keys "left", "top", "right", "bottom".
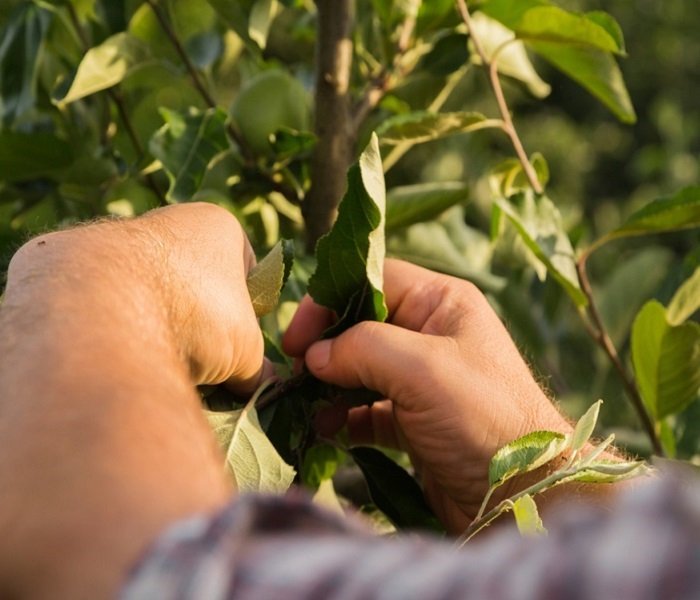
{"left": 631, "top": 301, "right": 700, "bottom": 420}
{"left": 206, "top": 393, "right": 296, "bottom": 493}
{"left": 561, "top": 460, "right": 650, "bottom": 484}
{"left": 667, "top": 267, "right": 700, "bottom": 326}
{"left": 468, "top": 13, "right": 551, "bottom": 98}
{"left": 350, "top": 446, "right": 443, "bottom": 533}
{"left": 489, "top": 153, "right": 549, "bottom": 197}
{"left": 302, "top": 443, "right": 346, "bottom": 490}
{"left": 512, "top": 494, "right": 546, "bottom": 536}
{"left": 247, "top": 239, "right": 294, "bottom": 317}
{"left": 377, "top": 111, "right": 496, "bottom": 145}
{"left": 571, "top": 400, "right": 602, "bottom": 452}
{"left": 54, "top": 32, "right": 149, "bottom": 105}
{"left": 249, "top": 0, "right": 278, "bottom": 50}
{"left": 607, "top": 186, "right": 700, "bottom": 242}
{"left": 308, "top": 133, "right": 388, "bottom": 332}
{"left": 149, "top": 107, "right": 229, "bottom": 203}
{"left": 489, "top": 430, "right": 568, "bottom": 486}
{"left": 312, "top": 478, "right": 345, "bottom": 516}
{"left": 495, "top": 191, "right": 587, "bottom": 307}
{"left": 480, "top": 1, "right": 624, "bottom": 54}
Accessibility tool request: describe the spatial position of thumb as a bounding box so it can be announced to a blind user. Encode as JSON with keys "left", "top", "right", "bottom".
{"left": 305, "top": 321, "right": 436, "bottom": 403}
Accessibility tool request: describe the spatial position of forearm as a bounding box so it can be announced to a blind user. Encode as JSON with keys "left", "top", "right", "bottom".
{"left": 0, "top": 227, "right": 230, "bottom": 598}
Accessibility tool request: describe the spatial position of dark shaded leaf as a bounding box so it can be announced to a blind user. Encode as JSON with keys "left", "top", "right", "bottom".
{"left": 350, "top": 447, "right": 443, "bottom": 533}
{"left": 307, "top": 133, "right": 388, "bottom": 331}
{"left": 149, "top": 107, "right": 229, "bottom": 203}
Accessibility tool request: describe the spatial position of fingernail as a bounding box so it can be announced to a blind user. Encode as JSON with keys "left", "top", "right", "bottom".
{"left": 306, "top": 339, "right": 332, "bottom": 370}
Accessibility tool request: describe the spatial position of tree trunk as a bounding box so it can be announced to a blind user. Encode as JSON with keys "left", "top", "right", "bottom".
{"left": 305, "top": 0, "right": 354, "bottom": 252}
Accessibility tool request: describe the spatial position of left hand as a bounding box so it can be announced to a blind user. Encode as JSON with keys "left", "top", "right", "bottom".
{"left": 7, "top": 202, "right": 266, "bottom": 393}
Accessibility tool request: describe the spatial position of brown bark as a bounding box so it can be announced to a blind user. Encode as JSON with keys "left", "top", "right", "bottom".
{"left": 305, "top": 0, "right": 355, "bottom": 252}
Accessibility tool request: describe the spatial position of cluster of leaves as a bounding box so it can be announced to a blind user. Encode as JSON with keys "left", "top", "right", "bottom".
{"left": 0, "top": 0, "right": 698, "bottom": 538}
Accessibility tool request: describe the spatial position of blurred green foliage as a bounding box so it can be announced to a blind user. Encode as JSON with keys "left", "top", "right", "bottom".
{"left": 0, "top": 0, "right": 698, "bottom": 461}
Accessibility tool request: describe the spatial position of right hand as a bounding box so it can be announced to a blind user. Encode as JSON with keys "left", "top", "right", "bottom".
{"left": 283, "top": 259, "right": 570, "bottom": 534}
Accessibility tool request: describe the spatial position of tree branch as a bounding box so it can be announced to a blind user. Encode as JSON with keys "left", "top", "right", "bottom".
{"left": 351, "top": 10, "right": 417, "bottom": 131}
{"left": 455, "top": 0, "right": 542, "bottom": 194}
{"left": 304, "top": 0, "right": 355, "bottom": 251}
{"left": 65, "top": 2, "right": 166, "bottom": 205}
{"left": 576, "top": 256, "right": 664, "bottom": 455}
{"left": 144, "top": 0, "right": 252, "bottom": 163}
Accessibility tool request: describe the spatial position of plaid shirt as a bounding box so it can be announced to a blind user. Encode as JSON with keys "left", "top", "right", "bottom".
{"left": 121, "top": 470, "right": 700, "bottom": 599}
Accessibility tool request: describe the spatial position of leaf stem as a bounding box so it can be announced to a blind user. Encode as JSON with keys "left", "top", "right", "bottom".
{"left": 575, "top": 256, "right": 664, "bottom": 455}
{"left": 455, "top": 0, "right": 543, "bottom": 194}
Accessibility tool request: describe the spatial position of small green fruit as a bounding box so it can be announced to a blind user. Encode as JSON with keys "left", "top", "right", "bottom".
{"left": 231, "top": 69, "right": 310, "bottom": 156}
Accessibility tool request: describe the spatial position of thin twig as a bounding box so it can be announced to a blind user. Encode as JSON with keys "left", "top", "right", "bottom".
{"left": 576, "top": 256, "right": 664, "bottom": 455}
{"left": 455, "top": 0, "right": 542, "bottom": 193}
{"left": 65, "top": 3, "right": 166, "bottom": 205}
{"left": 144, "top": 0, "right": 252, "bottom": 162}
{"left": 352, "top": 10, "right": 418, "bottom": 131}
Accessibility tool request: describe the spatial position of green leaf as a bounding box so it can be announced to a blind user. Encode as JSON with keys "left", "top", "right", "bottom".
{"left": 512, "top": 494, "right": 546, "bottom": 536}
{"left": 350, "top": 446, "right": 443, "bottom": 533}
{"left": 571, "top": 400, "right": 602, "bottom": 452}
{"left": 528, "top": 41, "right": 635, "bottom": 124}
{"left": 562, "top": 460, "right": 650, "bottom": 484}
{"left": 480, "top": 1, "right": 624, "bottom": 54}
{"left": 386, "top": 182, "right": 468, "bottom": 232}
{"left": 418, "top": 32, "right": 470, "bottom": 76}
{"left": 489, "top": 153, "right": 549, "bottom": 197}
{"left": 495, "top": 191, "right": 587, "bottom": 307}
{"left": 667, "top": 267, "right": 700, "bottom": 326}
{"left": 468, "top": 12, "right": 551, "bottom": 98}
{"left": 270, "top": 127, "right": 317, "bottom": 162}
{"left": 206, "top": 393, "right": 296, "bottom": 493}
{"left": 489, "top": 430, "right": 568, "bottom": 486}
{"left": 607, "top": 186, "right": 700, "bottom": 242}
{"left": 302, "top": 443, "right": 346, "bottom": 490}
{"left": 307, "top": 133, "right": 388, "bottom": 329}
{"left": 0, "top": 130, "right": 74, "bottom": 181}
{"left": 204, "top": 0, "right": 256, "bottom": 49}
{"left": 247, "top": 239, "right": 294, "bottom": 317}
{"left": 54, "top": 32, "right": 149, "bottom": 105}
{"left": 249, "top": 0, "right": 278, "bottom": 50}
{"left": 377, "top": 111, "right": 496, "bottom": 145}
{"left": 312, "top": 478, "right": 345, "bottom": 516}
{"left": 149, "top": 107, "right": 230, "bottom": 203}
{"left": 0, "top": 3, "right": 52, "bottom": 124}
{"left": 631, "top": 301, "right": 700, "bottom": 420}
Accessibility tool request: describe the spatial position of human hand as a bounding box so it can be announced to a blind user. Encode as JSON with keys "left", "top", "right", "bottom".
{"left": 283, "top": 259, "right": 570, "bottom": 534}
{"left": 7, "top": 202, "right": 265, "bottom": 393}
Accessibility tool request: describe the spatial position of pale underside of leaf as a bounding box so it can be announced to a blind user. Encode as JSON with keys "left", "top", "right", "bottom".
{"left": 496, "top": 192, "right": 586, "bottom": 307}
{"left": 377, "top": 111, "right": 499, "bottom": 145}
{"left": 512, "top": 494, "right": 546, "bottom": 536}
{"left": 247, "top": 239, "right": 294, "bottom": 317}
{"left": 667, "top": 266, "right": 700, "bottom": 326}
{"left": 570, "top": 400, "right": 602, "bottom": 452}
